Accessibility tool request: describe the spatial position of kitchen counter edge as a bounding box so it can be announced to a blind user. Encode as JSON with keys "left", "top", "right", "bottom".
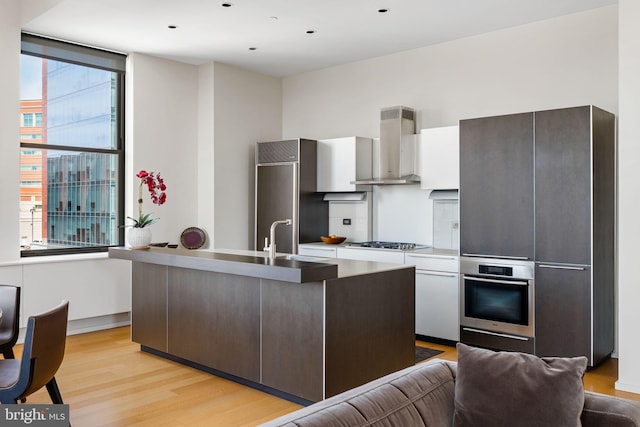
{"left": 108, "top": 246, "right": 413, "bottom": 283}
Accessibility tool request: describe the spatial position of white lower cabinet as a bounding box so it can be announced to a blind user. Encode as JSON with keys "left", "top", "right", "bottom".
{"left": 336, "top": 247, "right": 405, "bottom": 264}
{"left": 405, "top": 253, "right": 459, "bottom": 341}
{"left": 415, "top": 270, "right": 459, "bottom": 341}
{"left": 298, "top": 244, "right": 338, "bottom": 258}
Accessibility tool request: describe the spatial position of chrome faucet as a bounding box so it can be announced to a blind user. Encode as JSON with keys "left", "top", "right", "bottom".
{"left": 264, "top": 219, "right": 292, "bottom": 259}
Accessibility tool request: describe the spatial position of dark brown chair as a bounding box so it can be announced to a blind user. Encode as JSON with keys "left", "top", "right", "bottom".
{"left": 0, "top": 300, "right": 69, "bottom": 404}
{"left": 0, "top": 285, "right": 20, "bottom": 359}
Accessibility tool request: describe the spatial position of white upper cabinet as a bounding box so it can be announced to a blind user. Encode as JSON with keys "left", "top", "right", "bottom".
{"left": 317, "top": 137, "right": 372, "bottom": 192}
{"left": 418, "top": 126, "right": 459, "bottom": 190}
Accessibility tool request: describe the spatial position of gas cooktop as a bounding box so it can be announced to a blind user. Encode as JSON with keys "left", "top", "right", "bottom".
{"left": 352, "top": 241, "right": 427, "bottom": 250}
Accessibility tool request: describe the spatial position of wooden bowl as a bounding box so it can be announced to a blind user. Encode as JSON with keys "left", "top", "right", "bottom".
{"left": 321, "top": 236, "right": 346, "bottom": 244}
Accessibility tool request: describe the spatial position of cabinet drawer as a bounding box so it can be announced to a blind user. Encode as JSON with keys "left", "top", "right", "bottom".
{"left": 298, "top": 245, "right": 338, "bottom": 258}
{"left": 404, "top": 254, "right": 458, "bottom": 272}
{"left": 336, "top": 248, "right": 405, "bottom": 264}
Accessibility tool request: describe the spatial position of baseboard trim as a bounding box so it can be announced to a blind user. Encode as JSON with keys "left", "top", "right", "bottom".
{"left": 18, "top": 312, "right": 131, "bottom": 343}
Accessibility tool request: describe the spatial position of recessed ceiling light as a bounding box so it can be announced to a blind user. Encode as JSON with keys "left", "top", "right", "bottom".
{"left": 378, "top": 8, "right": 390, "bottom": 13}
{"left": 306, "top": 30, "right": 316, "bottom": 34}
{"left": 248, "top": 47, "right": 257, "bottom": 51}
{"left": 168, "top": 25, "right": 178, "bottom": 29}
{"left": 221, "top": 2, "right": 233, "bottom": 7}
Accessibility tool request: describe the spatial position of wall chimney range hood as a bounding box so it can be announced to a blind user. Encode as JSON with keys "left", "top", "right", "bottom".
{"left": 353, "top": 106, "right": 420, "bottom": 185}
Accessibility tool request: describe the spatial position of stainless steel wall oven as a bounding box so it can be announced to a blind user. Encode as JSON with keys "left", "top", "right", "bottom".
{"left": 460, "top": 257, "right": 534, "bottom": 351}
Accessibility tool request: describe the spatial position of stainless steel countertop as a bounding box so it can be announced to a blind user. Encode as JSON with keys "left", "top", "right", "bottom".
{"left": 299, "top": 241, "right": 459, "bottom": 257}
{"left": 109, "top": 246, "right": 412, "bottom": 283}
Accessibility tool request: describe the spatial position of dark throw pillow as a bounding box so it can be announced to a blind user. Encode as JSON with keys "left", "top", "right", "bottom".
{"left": 453, "top": 343, "right": 588, "bottom": 427}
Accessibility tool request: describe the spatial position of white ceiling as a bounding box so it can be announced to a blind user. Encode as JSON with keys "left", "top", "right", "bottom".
{"left": 21, "top": 0, "right": 617, "bottom": 77}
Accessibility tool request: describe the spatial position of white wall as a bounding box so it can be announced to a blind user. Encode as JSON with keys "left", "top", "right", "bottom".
{"left": 373, "top": 186, "right": 432, "bottom": 244}
{"left": 21, "top": 257, "right": 130, "bottom": 327}
{"left": 197, "top": 62, "right": 216, "bottom": 247}
{"left": 211, "top": 63, "right": 282, "bottom": 249}
{"left": 616, "top": 0, "right": 640, "bottom": 394}
{"left": 282, "top": 5, "right": 618, "bottom": 245}
{"left": 128, "top": 53, "right": 199, "bottom": 244}
{"left": 283, "top": 6, "right": 617, "bottom": 135}
{"left": 198, "top": 61, "right": 282, "bottom": 250}
{"left": 0, "top": 0, "right": 21, "bottom": 262}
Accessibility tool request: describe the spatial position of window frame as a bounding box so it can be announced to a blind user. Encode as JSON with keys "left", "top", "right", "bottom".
{"left": 20, "top": 33, "right": 126, "bottom": 257}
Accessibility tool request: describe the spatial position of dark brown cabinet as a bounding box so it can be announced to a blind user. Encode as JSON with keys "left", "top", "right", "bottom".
{"left": 535, "top": 107, "right": 592, "bottom": 265}
{"left": 460, "top": 105, "right": 615, "bottom": 366}
{"left": 167, "top": 268, "right": 261, "bottom": 383}
{"left": 261, "top": 279, "right": 325, "bottom": 401}
{"left": 459, "top": 112, "right": 534, "bottom": 260}
{"left": 534, "top": 264, "right": 591, "bottom": 359}
{"left": 534, "top": 106, "right": 615, "bottom": 365}
{"left": 131, "top": 262, "right": 168, "bottom": 352}
{"left": 126, "top": 255, "right": 415, "bottom": 404}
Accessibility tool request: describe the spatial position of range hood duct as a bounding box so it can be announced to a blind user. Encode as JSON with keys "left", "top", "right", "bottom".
{"left": 353, "top": 106, "right": 420, "bottom": 185}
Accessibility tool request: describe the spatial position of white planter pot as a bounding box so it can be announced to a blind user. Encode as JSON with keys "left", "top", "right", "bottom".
{"left": 126, "top": 227, "right": 152, "bottom": 249}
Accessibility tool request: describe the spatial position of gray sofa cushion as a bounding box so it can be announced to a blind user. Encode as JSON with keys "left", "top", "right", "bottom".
{"left": 453, "top": 343, "right": 588, "bottom": 427}
{"left": 582, "top": 392, "right": 640, "bottom": 427}
{"left": 259, "top": 359, "right": 456, "bottom": 427}
{"left": 261, "top": 353, "right": 640, "bottom": 427}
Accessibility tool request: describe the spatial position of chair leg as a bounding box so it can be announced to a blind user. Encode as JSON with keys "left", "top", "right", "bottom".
{"left": 45, "top": 377, "right": 64, "bottom": 404}
{"left": 2, "top": 349, "right": 15, "bottom": 359}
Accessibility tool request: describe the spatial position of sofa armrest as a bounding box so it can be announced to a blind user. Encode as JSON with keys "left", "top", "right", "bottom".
{"left": 259, "top": 359, "right": 456, "bottom": 427}
{"left": 582, "top": 391, "right": 640, "bottom": 427}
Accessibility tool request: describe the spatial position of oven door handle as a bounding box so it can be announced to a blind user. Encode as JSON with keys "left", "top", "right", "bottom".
{"left": 462, "top": 327, "right": 530, "bottom": 341}
{"left": 462, "top": 275, "right": 529, "bottom": 286}
{"left": 461, "top": 253, "right": 530, "bottom": 260}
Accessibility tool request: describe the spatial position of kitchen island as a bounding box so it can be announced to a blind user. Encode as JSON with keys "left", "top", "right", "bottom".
{"left": 108, "top": 246, "right": 415, "bottom": 404}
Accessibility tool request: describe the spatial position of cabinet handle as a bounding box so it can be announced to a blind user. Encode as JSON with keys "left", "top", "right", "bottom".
{"left": 462, "top": 327, "right": 530, "bottom": 341}
{"left": 416, "top": 271, "right": 457, "bottom": 278}
{"left": 538, "top": 265, "right": 586, "bottom": 271}
{"left": 406, "top": 255, "right": 457, "bottom": 261}
{"left": 462, "top": 253, "right": 530, "bottom": 260}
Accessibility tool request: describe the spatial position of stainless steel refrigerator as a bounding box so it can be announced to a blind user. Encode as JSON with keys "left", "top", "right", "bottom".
{"left": 255, "top": 138, "right": 328, "bottom": 254}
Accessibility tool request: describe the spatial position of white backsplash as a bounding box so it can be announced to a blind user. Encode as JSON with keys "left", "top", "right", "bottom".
{"left": 372, "top": 186, "right": 432, "bottom": 244}
{"left": 433, "top": 199, "right": 459, "bottom": 250}
{"left": 328, "top": 200, "right": 372, "bottom": 242}
{"left": 323, "top": 187, "right": 458, "bottom": 247}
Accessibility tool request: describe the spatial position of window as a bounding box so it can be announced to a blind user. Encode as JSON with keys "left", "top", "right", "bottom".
{"left": 20, "top": 34, "right": 126, "bottom": 256}
{"left": 23, "top": 113, "right": 34, "bottom": 127}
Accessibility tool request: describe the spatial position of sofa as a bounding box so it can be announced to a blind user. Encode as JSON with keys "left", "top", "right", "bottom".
{"left": 260, "top": 344, "right": 640, "bottom": 427}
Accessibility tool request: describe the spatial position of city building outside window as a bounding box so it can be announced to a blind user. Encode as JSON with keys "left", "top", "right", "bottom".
{"left": 20, "top": 34, "right": 126, "bottom": 256}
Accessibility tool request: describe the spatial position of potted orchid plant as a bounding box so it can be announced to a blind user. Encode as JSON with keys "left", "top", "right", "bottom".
{"left": 128, "top": 170, "right": 167, "bottom": 227}
{"left": 126, "top": 170, "right": 167, "bottom": 248}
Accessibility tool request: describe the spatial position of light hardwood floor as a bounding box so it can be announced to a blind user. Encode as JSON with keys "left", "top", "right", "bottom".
{"left": 15, "top": 326, "right": 639, "bottom": 426}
